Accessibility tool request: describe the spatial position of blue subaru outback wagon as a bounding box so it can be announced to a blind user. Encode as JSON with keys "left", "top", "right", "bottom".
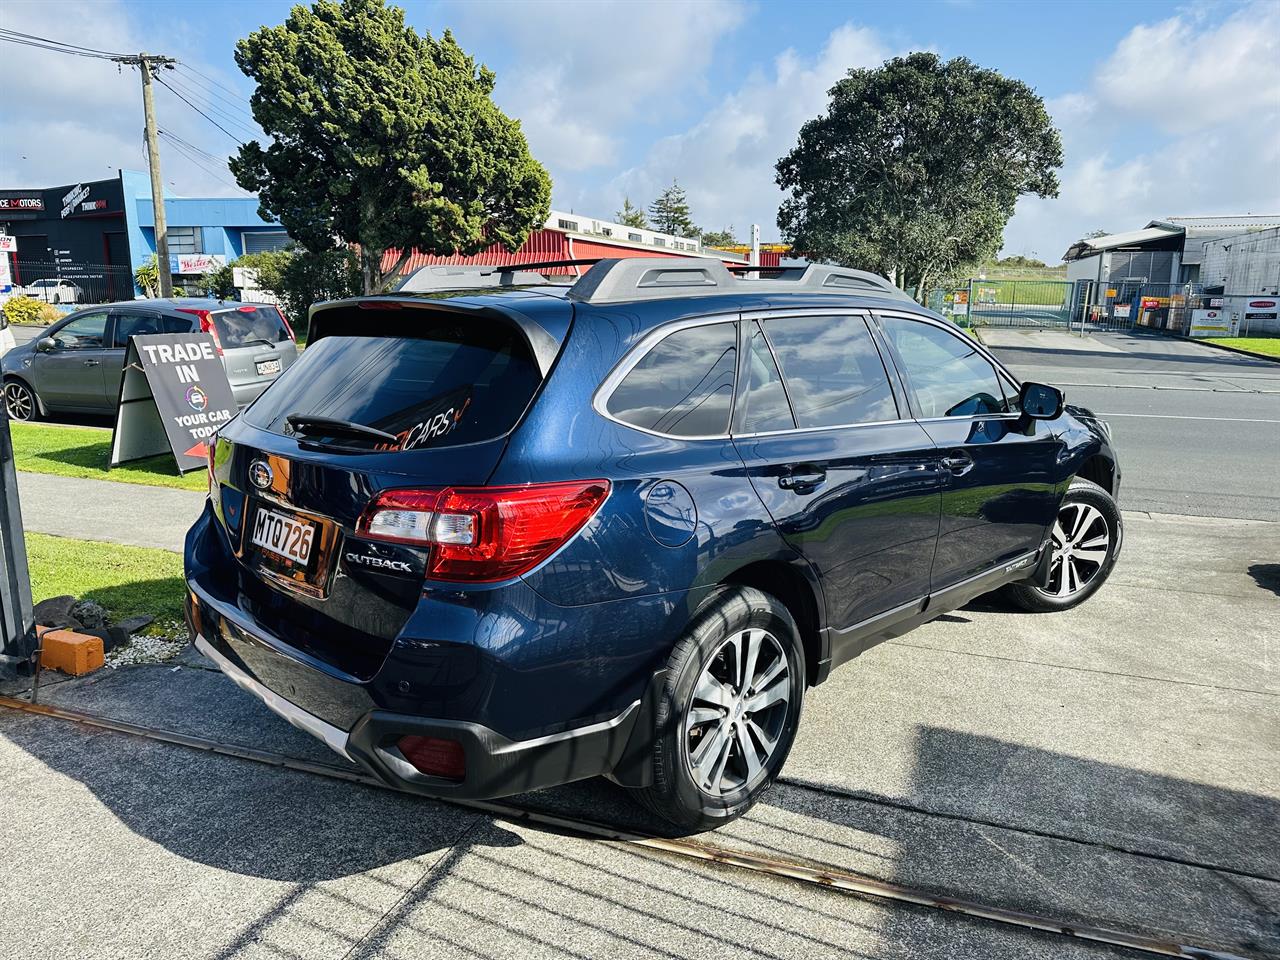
{"left": 185, "top": 257, "right": 1122, "bottom": 830}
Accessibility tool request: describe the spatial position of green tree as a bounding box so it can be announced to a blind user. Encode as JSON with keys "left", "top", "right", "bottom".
{"left": 700, "top": 227, "right": 737, "bottom": 249}
{"left": 615, "top": 196, "right": 648, "bottom": 229}
{"left": 197, "top": 263, "right": 238, "bottom": 299}
{"left": 776, "top": 52, "right": 1063, "bottom": 297}
{"left": 647, "top": 180, "right": 698, "bottom": 237}
{"left": 236, "top": 245, "right": 361, "bottom": 338}
{"left": 134, "top": 254, "right": 160, "bottom": 298}
{"left": 230, "top": 0, "right": 552, "bottom": 294}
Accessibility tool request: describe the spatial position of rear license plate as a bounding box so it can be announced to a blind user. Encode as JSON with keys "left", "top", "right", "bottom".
{"left": 256, "top": 358, "right": 282, "bottom": 376}
{"left": 251, "top": 506, "right": 314, "bottom": 566}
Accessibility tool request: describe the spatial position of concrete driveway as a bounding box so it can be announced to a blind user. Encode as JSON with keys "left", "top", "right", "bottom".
{"left": 2, "top": 507, "right": 1275, "bottom": 959}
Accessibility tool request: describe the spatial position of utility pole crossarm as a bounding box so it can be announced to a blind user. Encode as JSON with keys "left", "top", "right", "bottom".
{"left": 115, "top": 53, "right": 177, "bottom": 298}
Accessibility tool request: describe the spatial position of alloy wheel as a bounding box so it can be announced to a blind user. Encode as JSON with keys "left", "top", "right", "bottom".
{"left": 1040, "top": 502, "right": 1111, "bottom": 599}
{"left": 684, "top": 627, "right": 791, "bottom": 797}
{"left": 3, "top": 382, "right": 34, "bottom": 421}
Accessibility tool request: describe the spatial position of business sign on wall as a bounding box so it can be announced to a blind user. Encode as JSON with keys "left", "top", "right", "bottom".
{"left": 172, "top": 253, "right": 227, "bottom": 274}
{"left": 110, "top": 333, "right": 238, "bottom": 473}
{"left": 0, "top": 197, "right": 43, "bottom": 212}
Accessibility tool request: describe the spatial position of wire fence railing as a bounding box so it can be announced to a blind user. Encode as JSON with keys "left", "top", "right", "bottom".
{"left": 3, "top": 260, "right": 136, "bottom": 306}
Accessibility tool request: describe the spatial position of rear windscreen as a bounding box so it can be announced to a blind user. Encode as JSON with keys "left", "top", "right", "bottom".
{"left": 243, "top": 322, "right": 542, "bottom": 452}
{"left": 213, "top": 306, "right": 290, "bottom": 347}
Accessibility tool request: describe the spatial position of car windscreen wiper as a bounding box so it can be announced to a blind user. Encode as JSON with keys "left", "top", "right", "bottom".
{"left": 285, "top": 414, "right": 400, "bottom": 446}
{"left": 236, "top": 338, "right": 277, "bottom": 349}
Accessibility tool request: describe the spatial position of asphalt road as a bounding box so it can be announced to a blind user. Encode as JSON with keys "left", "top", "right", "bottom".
{"left": 980, "top": 327, "right": 1280, "bottom": 521}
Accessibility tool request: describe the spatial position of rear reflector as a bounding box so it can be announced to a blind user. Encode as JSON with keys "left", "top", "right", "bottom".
{"left": 357, "top": 480, "right": 610, "bottom": 582}
{"left": 398, "top": 736, "right": 465, "bottom": 781}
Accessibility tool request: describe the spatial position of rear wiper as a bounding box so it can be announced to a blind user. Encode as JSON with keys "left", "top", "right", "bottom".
{"left": 238, "top": 338, "right": 277, "bottom": 349}
{"left": 285, "top": 414, "right": 400, "bottom": 446}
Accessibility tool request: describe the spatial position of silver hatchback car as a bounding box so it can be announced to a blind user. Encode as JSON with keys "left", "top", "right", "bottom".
{"left": 1, "top": 298, "right": 299, "bottom": 421}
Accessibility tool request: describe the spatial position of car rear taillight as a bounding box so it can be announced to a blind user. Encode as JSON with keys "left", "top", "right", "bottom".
{"left": 397, "top": 736, "right": 466, "bottom": 780}
{"left": 357, "top": 480, "right": 610, "bottom": 583}
{"left": 177, "top": 307, "right": 223, "bottom": 356}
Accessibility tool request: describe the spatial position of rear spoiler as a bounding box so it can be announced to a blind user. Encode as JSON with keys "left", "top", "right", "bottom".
{"left": 307, "top": 297, "right": 565, "bottom": 376}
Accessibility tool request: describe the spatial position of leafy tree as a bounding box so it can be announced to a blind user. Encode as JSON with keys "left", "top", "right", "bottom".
{"left": 700, "top": 227, "right": 738, "bottom": 249}
{"left": 647, "top": 180, "right": 698, "bottom": 237}
{"left": 776, "top": 52, "right": 1063, "bottom": 297}
{"left": 134, "top": 254, "right": 160, "bottom": 298}
{"left": 236, "top": 245, "right": 361, "bottom": 338}
{"left": 615, "top": 196, "right": 648, "bottom": 229}
{"left": 230, "top": 0, "right": 552, "bottom": 294}
{"left": 197, "top": 263, "right": 238, "bottom": 299}
{"left": 1084, "top": 229, "right": 1110, "bottom": 239}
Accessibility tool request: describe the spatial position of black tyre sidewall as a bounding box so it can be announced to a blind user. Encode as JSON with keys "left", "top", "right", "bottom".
{"left": 649, "top": 587, "right": 804, "bottom": 830}
{"left": 1020, "top": 479, "right": 1122, "bottom": 611}
{"left": 4, "top": 379, "right": 37, "bottom": 422}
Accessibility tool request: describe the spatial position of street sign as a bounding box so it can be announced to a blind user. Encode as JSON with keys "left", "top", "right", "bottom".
{"left": 110, "top": 333, "right": 237, "bottom": 473}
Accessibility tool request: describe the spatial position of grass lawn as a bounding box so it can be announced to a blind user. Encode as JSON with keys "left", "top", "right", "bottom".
{"left": 25, "top": 532, "right": 186, "bottom": 625}
{"left": 1202, "top": 337, "right": 1280, "bottom": 359}
{"left": 9, "top": 421, "right": 205, "bottom": 491}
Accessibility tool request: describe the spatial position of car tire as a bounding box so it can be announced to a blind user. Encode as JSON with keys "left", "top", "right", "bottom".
{"left": 633, "top": 585, "right": 805, "bottom": 833}
{"left": 3, "top": 378, "right": 40, "bottom": 422}
{"left": 1003, "top": 477, "right": 1122, "bottom": 613}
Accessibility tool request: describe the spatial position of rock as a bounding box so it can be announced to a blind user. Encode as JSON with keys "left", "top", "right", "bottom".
{"left": 81, "top": 628, "right": 121, "bottom": 654}
{"left": 33, "top": 595, "right": 79, "bottom": 629}
{"left": 115, "top": 615, "right": 154, "bottom": 636}
{"left": 69, "top": 600, "right": 109, "bottom": 631}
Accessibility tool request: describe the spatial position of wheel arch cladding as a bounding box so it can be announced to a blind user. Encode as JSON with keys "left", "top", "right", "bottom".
{"left": 718, "top": 560, "right": 823, "bottom": 686}
{"left": 1077, "top": 454, "right": 1116, "bottom": 495}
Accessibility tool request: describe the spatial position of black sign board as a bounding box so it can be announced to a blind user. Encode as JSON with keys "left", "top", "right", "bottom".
{"left": 110, "top": 333, "right": 237, "bottom": 473}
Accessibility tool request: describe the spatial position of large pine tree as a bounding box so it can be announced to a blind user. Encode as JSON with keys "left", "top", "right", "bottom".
{"left": 647, "top": 181, "right": 698, "bottom": 237}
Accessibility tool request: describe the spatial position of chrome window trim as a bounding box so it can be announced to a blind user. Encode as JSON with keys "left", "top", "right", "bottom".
{"left": 592, "top": 311, "right": 742, "bottom": 441}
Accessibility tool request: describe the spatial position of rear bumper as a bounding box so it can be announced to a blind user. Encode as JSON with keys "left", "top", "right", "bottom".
{"left": 187, "top": 583, "right": 643, "bottom": 799}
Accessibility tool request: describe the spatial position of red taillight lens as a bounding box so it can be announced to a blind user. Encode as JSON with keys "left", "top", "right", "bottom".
{"left": 357, "top": 480, "right": 610, "bottom": 582}
{"left": 397, "top": 736, "right": 465, "bottom": 781}
{"left": 177, "top": 307, "right": 223, "bottom": 356}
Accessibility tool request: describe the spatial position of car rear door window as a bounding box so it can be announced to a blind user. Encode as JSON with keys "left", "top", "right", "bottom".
{"left": 738, "top": 321, "right": 795, "bottom": 433}
{"left": 761, "top": 314, "right": 898, "bottom": 428}
{"left": 111, "top": 312, "right": 165, "bottom": 346}
{"left": 213, "top": 305, "right": 290, "bottom": 347}
{"left": 243, "top": 320, "right": 542, "bottom": 451}
{"left": 881, "top": 317, "right": 1009, "bottom": 418}
{"left": 606, "top": 322, "right": 737, "bottom": 437}
{"left": 51, "top": 313, "right": 107, "bottom": 349}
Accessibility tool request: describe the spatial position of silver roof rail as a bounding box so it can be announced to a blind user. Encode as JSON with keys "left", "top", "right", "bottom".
{"left": 397, "top": 261, "right": 583, "bottom": 293}
{"left": 566, "top": 257, "right": 915, "bottom": 304}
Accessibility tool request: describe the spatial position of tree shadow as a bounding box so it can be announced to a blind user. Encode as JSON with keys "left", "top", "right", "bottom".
{"left": 1247, "top": 563, "right": 1280, "bottom": 597}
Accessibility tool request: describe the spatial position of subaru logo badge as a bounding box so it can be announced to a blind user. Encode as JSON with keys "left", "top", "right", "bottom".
{"left": 248, "top": 460, "right": 273, "bottom": 490}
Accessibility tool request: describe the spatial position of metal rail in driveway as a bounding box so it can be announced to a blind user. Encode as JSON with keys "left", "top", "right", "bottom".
{"left": 0, "top": 694, "right": 1255, "bottom": 960}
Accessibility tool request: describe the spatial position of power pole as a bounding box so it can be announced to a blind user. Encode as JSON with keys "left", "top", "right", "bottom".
{"left": 115, "top": 53, "right": 177, "bottom": 297}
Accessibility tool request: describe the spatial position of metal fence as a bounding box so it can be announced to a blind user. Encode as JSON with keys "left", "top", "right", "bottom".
{"left": 965, "top": 279, "right": 1075, "bottom": 328}
{"left": 1073, "top": 281, "right": 1206, "bottom": 336}
{"left": 5, "top": 259, "right": 135, "bottom": 306}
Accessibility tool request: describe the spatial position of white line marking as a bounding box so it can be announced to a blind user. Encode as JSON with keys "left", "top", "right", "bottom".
{"left": 1099, "top": 412, "right": 1280, "bottom": 423}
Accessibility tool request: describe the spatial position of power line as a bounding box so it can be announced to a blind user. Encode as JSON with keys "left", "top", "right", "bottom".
{"left": 175, "top": 62, "right": 252, "bottom": 106}
{"left": 0, "top": 28, "right": 130, "bottom": 59}
{"left": 172, "top": 65, "right": 259, "bottom": 129}
{"left": 0, "top": 33, "right": 123, "bottom": 61}
{"left": 159, "top": 133, "right": 248, "bottom": 194}
{"left": 154, "top": 74, "right": 246, "bottom": 146}
{"left": 158, "top": 128, "right": 229, "bottom": 164}
{"left": 161, "top": 72, "right": 259, "bottom": 139}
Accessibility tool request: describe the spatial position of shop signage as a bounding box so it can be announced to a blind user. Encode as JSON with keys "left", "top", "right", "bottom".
{"left": 1249, "top": 300, "right": 1276, "bottom": 309}
{"left": 0, "top": 235, "right": 16, "bottom": 253}
{"left": 60, "top": 183, "right": 90, "bottom": 219}
{"left": 0, "top": 197, "right": 43, "bottom": 211}
{"left": 174, "top": 253, "right": 227, "bottom": 274}
{"left": 1188, "top": 309, "right": 1236, "bottom": 338}
{"left": 110, "top": 333, "right": 237, "bottom": 473}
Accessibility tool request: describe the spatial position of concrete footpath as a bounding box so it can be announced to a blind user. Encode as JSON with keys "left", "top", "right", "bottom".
{"left": 1, "top": 508, "right": 1276, "bottom": 959}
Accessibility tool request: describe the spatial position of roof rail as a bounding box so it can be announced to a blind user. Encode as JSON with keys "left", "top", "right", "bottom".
{"left": 396, "top": 259, "right": 602, "bottom": 293}
{"left": 567, "top": 257, "right": 915, "bottom": 304}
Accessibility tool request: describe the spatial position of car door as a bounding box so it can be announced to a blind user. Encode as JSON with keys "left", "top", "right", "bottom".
{"left": 732, "top": 312, "right": 944, "bottom": 666}
{"left": 875, "top": 313, "right": 1061, "bottom": 591}
{"left": 31, "top": 311, "right": 111, "bottom": 410}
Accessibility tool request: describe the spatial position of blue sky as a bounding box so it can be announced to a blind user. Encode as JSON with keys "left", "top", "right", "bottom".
{"left": 3, "top": 0, "right": 1277, "bottom": 261}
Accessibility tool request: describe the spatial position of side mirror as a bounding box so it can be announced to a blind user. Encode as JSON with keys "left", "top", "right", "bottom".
{"left": 35, "top": 337, "right": 57, "bottom": 353}
{"left": 1019, "top": 381, "right": 1064, "bottom": 420}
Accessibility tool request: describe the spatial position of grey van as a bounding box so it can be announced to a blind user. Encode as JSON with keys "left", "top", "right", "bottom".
{"left": 1, "top": 298, "right": 298, "bottom": 421}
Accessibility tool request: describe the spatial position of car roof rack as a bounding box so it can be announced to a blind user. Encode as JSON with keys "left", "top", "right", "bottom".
{"left": 396, "top": 259, "right": 601, "bottom": 293}
{"left": 566, "top": 257, "right": 915, "bottom": 304}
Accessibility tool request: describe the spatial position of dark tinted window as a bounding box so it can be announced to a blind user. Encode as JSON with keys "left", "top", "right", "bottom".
{"left": 113, "top": 313, "right": 192, "bottom": 347}
{"left": 51, "top": 313, "right": 107, "bottom": 349}
{"left": 244, "top": 323, "right": 541, "bottom": 452}
{"left": 762, "top": 314, "right": 897, "bottom": 427}
{"left": 881, "top": 317, "right": 1008, "bottom": 417}
{"left": 606, "top": 322, "right": 737, "bottom": 436}
{"left": 213, "top": 305, "right": 289, "bottom": 348}
{"left": 739, "top": 321, "right": 794, "bottom": 433}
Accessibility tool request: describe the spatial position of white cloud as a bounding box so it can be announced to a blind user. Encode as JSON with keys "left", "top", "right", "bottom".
{"left": 441, "top": 0, "right": 747, "bottom": 173}
{"left": 600, "top": 23, "right": 889, "bottom": 236}
{"left": 1001, "top": 1, "right": 1280, "bottom": 259}
{"left": 0, "top": 0, "right": 256, "bottom": 196}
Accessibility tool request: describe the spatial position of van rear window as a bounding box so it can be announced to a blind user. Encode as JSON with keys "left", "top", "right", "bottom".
{"left": 213, "top": 305, "right": 290, "bottom": 348}
{"left": 243, "top": 322, "right": 541, "bottom": 451}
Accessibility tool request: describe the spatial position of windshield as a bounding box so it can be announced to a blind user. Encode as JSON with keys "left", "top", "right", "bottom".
{"left": 213, "top": 305, "right": 291, "bottom": 348}
{"left": 243, "top": 321, "right": 541, "bottom": 452}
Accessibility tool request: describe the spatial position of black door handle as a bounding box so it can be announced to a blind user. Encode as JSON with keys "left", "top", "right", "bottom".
{"left": 941, "top": 452, "right": 974, "bottom": 475}
{"left": 779, "top": 465, "right": 827, "bottom": 492}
